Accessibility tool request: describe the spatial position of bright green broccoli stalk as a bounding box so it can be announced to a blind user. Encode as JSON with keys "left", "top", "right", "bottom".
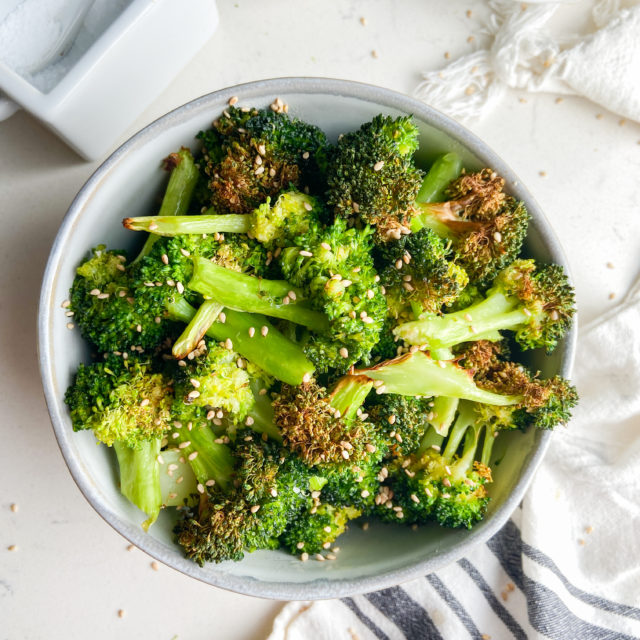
{"left": 326, "top": 115, "right": 424, "bottom": 241}
{"left": 187, "top": 256, "right": 330, "bottom": 331}
{"left": 198, "top": 106, "right": 328, "bottom": 214}
{"left": 376, "top": 227, "right": 468, "bottom": 319}
{"left": 415, "top": 152, "right": 463, "bottom": 204}
{"left": 174, "top": 434, "right": 311, "bottom": 564}
{"left": 133, "top": 148, "right": 200, "bottom": 264}
{"left": 280, "top": 503, "right": 361, "bottom": 555}
{"left": 394, "top": 259, "right": 576, "bottom": 353}
{"left": 353, "top": 351, "right": 521, "bottom": 406}
{"left": 411, "top": 168, "right": 529, "bottom": 283}
{"left": 278, "top": 217, "right": 387, "bottom": 373}
{"left": 124, "top": 190, "right": 324, "bottom": 251}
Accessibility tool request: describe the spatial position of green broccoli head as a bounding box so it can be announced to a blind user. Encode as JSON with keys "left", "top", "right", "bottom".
{"left": 198, "top": 106, "right": 328, "bottom": 214}
{"left": 70, "top": 246, "right": 170, "bottom": 353}
{"left": 65, "top": 354, "right": 173, "bottom": 448}
{"left": 377, "top": 228, "right": 469, "bottom": 319}
{"left": 326, "top": 115, "right": 424, "bottom": 241}
{"left": 279, "top": 218, "right": 387, "bottom": 373}
{"left": 280, "top": 503, "right": 361, "bottom": 555}
{"left": 173, "top": 339, "right": 255, "bottom": 421}
{"left": 367, "top": 394, "right": 431, "bottom": 458}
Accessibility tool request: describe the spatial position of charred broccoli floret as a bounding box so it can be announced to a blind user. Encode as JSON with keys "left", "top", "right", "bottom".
{"left": 411, "top": 168, "right": 529, "bottom": 283}
{"left": 198, "top": 107, "right": 328, "bottom": 214}
{"left": 395, "top": 259, "right": 576, "bottom": 353}
{"left": 326, "top": 115, "right": 424, "bottom": 241}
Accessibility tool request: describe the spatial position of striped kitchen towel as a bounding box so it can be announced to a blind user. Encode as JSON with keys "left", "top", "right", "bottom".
{"left": 268, "top": 279, "right": 640, "bottom": 639}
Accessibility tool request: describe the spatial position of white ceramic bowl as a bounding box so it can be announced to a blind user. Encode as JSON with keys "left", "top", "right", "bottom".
{"left": 38, "top": 78, "right": 576, "bottom": 599}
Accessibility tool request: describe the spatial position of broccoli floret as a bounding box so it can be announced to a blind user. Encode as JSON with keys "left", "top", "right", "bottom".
{"left": 317, "top": 456, "right": 384, "bottom": 512}
{"left": 280, "top": 503, "right": 361, "bottom": 555}
{"left": 198, "top": 107, "right": 328, "bottom": 214}
{"left": 378, "top": 401, "right": 494, "bottom": 528}
{"left": 411, "top": 169, "right": 529, "bottom": 283}
{"left": 174, "top": 434, "right": 311, "bottom": 564}
{"left": 65, "top": 354, "right": 172, "bottom": 447}
{"left": 369, "top": 317, "right": 399, "bottom": 362}
{"left": 278, "top": 217, "right": 387, "bottom": 372}
{"left": 367, "top": 394, "right": 431, "bottom": 458}
{"left": 326, "top": 115, "right": 424, "bottom": 241}
{"left": 124, "top": 190, "right": 324, "bottom": 252}
{"left": 394, "top": 259, "right": 576, "bottom": 353}
{"left": 65, "top": 353, "right": 173, "bottom": 529}
{"left": 376, "top": 228, "right": 468, "bottom": 319}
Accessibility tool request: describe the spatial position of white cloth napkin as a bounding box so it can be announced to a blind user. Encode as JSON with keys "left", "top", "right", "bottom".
{"left": 414, "top": 0, "right": 640, "bottom": 123}
{"left": 267, "top": 279, "right": 640, "bottom": 639}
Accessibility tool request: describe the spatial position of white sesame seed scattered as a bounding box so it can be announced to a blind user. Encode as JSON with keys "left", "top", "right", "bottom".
{"left": 66, "top": 322, "right": 75, "bottom": 330}
{"left": 178, "top": 441, "right": 191, "bottom": 449}
{"left": 302, "top": 373, "right": 311, "bottom": 384}
{"left": 140, "top": 398, "right": 150, "bottom": 407}
{"left": 255, "top": 166, "right": 265, "bottom": 176}
{"left": 403, "top": 282, "right": 415, "bottom": 292}
{"left": 315, "top": 554, "right": 325, "bottom": 562}
{"left": 118, "top": 609, "right": 125, "bottom": 618}
{"left": 341, "top": 450, "right": 350, "bottom": 460}
{"left": 190, "top": 378, "right": 201, "bottom": 388}
{"left": 395, "top": 259, "right": 403, "bottom": 270}
{"left": 178, "top": 360, "right": 187, "bottom": 367}
{"left": 176, "top": 281, "right": 185, "bottom": 294}
{"left": 523, "top": 308, "right": 532, "bottom": 317}
{"left": 180, "top": 248, "right": 191, "bottom": 257}
{"left": 303, "top": 201, "right": 313, "bottom": 212}
{"left": 323, "top": 526, "right": 332, "bottom": 534}
{"left": 189, "top": 452, "right": 199, "bottom": 461}
{"left": 443, "top": 477, "right": 452, "bottom": 487}
{"left": 411, "top": 494, "right": 420, "bottom": 504}
{"left": 248, "top": 327, "right": 256, "bottom": 337}
{"left": 61, "top": 299, "right": 70, "bottom": 308}
{"left": 250, "top": 505, "right": 260, "bottom": 514}
{"left": 237, "top": 357, "right": 245, "bottom": 369}
{"left": 493, "top": 231, "right": 502, "bottom": 243}
{"left": 296, "top": 541, "right": 305, "bottom": 550}
{"left": 206, "top": 479, "right": 216, "bottom": 487}
{"left": 254, "top": 155, "right": 262, "bottom": 166}
{"left": 339, "top": 347, "right": 349, "bottom": 359}
{"left": 151, "top": 561, "right": 160, "bottom": 571}
{"left": 245, "top": 416, "right": 254, "bottom": 426}
{"left": 187, "top": 390, "right": 200, "bottom": 399}
{"left": 257, "top": 143, "right": 266, "bottom": 156}
{"left": 225, "top": 338, "right": 233, "bottom": 350}
{"left": 282, "top": 296, "right": 290, "bottom": 305}
{"left": 299, "top": 250, "right": 313, "bottom": 257}
{"left": 288, "top": 290, "right": 297, "bottom": 301}
{"left": 373, "top": 160, "right": 385, "bottom": 172}
{"left": 361, "top": 489, "right": 370, "bottom": 498}
{"left": 300, "top": 552, "right": 309, "bottom": 562}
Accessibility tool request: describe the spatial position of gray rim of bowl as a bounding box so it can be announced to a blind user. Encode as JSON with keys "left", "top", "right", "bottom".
{"left": 38, "top": 77, "right": 577, "bottom": 600}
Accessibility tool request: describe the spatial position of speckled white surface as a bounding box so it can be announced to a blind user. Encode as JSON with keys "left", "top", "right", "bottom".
{"left": 1, "top": 1, "right": 639, "bottom": 638}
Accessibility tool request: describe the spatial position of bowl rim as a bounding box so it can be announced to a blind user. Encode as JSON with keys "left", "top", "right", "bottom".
{"left": 38, "top": 76, "right": 577, "bottom": 600}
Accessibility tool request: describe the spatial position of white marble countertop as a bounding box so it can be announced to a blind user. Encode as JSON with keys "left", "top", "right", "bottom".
{"left": 1, "top": 1, "right": 638, "bottom": 638}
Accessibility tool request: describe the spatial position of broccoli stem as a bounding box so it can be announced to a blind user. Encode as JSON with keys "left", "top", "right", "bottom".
{"left": 418, "top": 425, "right": 445, "bottom": 455}
{"left": 189, "top": 257, "right": 330, "bottom": 332}
{"left": 167, "top": 297, "right": 315, "bottom": 386}
{"left": 172, "top": 299, "right": 224, "bottom": 360}
{"left": 415, "top": 152, "right": 463, "bottom": 205}
{"left": 247, "top": 381, "right": 282, "bottom": 442}
{"left": 355, "top": 352, "right": 520, "bottom": 406}
{"left": 123, "top": 214, "right": 251, "bottom": 236}
{"left": 113, "top": 438, "right": 162, "bottom": 531}
{"left": 132, "top": 149, "right": 199, "bottom": 264}
{"left": 173, "top": 423, "right": 234, "bottom": 489}
{"left": 159, "top": 449, "right": 197, "bottom": 506}
{"left": 329, "top": 375, "right": 374, "bottom": 422}
{"left": 428, "top": 396, "right": 459, "bottom": 436}
{"left": 394, "top": 291, "right": 524, "bottom": 349}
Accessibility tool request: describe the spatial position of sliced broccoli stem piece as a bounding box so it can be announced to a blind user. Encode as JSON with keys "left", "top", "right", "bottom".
{"left": 428, "top": 396, "right": 459, "bottom": 436}
{"left": 172, "top": 299, "right": 224, "bottom": 360}
{"left": 124, "top": 214, "right": 251, "bottom": 235}
{"left": 355, "top": 352, "right": 520, "bottom": 406}
{"left": 415, "top": 152, "right": 463, "bottom": 205}
{"left": 167, "top": 297, "right": 314, "bottom": 386}
{"left": 189, "top": 256, "right": 330, "bottom": 332}
{"left": 173, "top": 423, "right": 234, "bottom": 489}
{"left": 133, "top": 149, "right": 199, "bottom": 264}
{"left": 158, "top": 449, "right": 197, "bottom": 506}
{"left": 395, "top": 291, "right": 528, "bottom": 349}
{"left": 329, "top": 375, "right": 374, "bottom": 422}
{"left": 113, "top": 438, "right": 162, "bottom": 531}
{"left": 418, "top": 425, "right": 445, "bottom": 456}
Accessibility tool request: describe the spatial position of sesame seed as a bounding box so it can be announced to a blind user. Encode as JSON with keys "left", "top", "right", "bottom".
{"left": 178, "top": 360, "right": 186, "bottom": 367}
{"left": 299, "top": 250, "right": 313, "bottom": 257}
{"left": 118, "top": 609, "right": 125, "bottom": 618}
{"left": 10, "top": 503, "right": 18, "bottom": 513}
{"left": 176, "top": 282, "right": 185, "bottom": 294}
{"left": 7, "top": 544, "right": 17, "bottom": 551}
{"left": 365, "top": 443, "right": 377, "bottom": 453}
{"left": 139, "top": 398, "right": 150, "bottom": 407}
{"left": 402, "top": 282, "right": 414, "bottom": 292}
{"left": 444, "top": 51, "right": 451, "bottom": 59}
{"left": 178, "top": 441, "right": 191, "bottom": 449}
{"left": 225, "top": 338, "right": 233, "bottom": 350}
{"left": 373, "top": 160, "right": 385, "bottom": 172}
{"left": 302, "top": 373, "right": 311, "bottom": 384}
{"left": 156, "top": 454, "right": 165, "bottom": 465}
{"left": 61, "top": 299, "right": 70, "bottom": 308}
{"left": 609, "top": 292, "right": 616, "bottom": 300}
{"left": 360, "top": 16, "right": 367, "bottom": 25}
{"left": 187, "top": 390, "right": 200, "bottom": 400}
{"left": 341, "top": 450, "right": 350, "bottom": 460}
{"left": 352, "top": 202, "right": 360, "bottom": 213}
{"left": 190, "top": 378, "right": 201, "bottom": 388}
{"left": 288, "top": 290, "right": 297, "bottom": 301}
{"left": 168, "top": 464, "right": 178, "bottom": 472}
{"left": 361, "top": 490, "right": 370, "bottom": 498}
{"left": 522, "top": 308, "right": 532, "bottom": 317}
{"left": 375, "top": 384, "right": 386, "bottom": 394}
{"left": 300, "top": 552, "right": 309, "bottom": 561}
{"left": 189, "top": 452, "right": 199, "bottom": 461}
{"left": 296, "top": 541, "right": 305, "bottom": 550}
{"left": 342, "top": 279, "right": 353, "bottom": 287}
{"left": 431, "top": 444, "right": 441, "bottom": 452}
{"left": 206, "top": 479, "right": 216, "bottom": 487}
{"left": 362, "top": 522, "right": 369, "bottom": 531}
{"left": 467, "top": 35, "right": 475, "bottom": 43}
{"left": 245, "top": 416, "right": 254, "bottom": 426}
{"left": 388, "top": 414, "right": 397, "bottom": 425}
{"left": 150, "top": 561, "right": 160, "bottom": 571}
{"left": 395, "top": 259, "right": 403, "bottom": 270}
{"left": 411, "top": 494, "right": 420, "bottom": 504}
{"left": 442, "top": 493, "right": 451, "bottom": 499}
{"left": 315, "top": 554, "right": 325, "bottom": 562}
{"left": 539, "top": 170, "right": 547, "bottom": 177}
{"left": 237, "top": 357, "right": 245, "bottom": 368}
{"left": 339, "top": 347, "right": 349, "bottom": 359}
{"left": 282, "top": 296, "right": 290, "bottom": 305}
{"left": 255, "top": 166, "right": 265, "bottom": 176}
{"left": 443, "top": 477, "right": 452, "bottom": 487}
{"left": 320, "top": 242, "right": 331, "bottom": 251}
{"left": 228, "top": 95, "right": 238, "bottom": 106}
{"left": 250, "top": 505, "right": 260, "bottom": 514}
{"left": 371, "top": 49, "right": 378, "bottom": 58}
{"left": 465, "top": 86, "right": 476, "bottom": 96}
{"left": 444, "top": 465, "right": 452, "bottom": 476}
{"left": 578, "top": 538, "right": 586, "bottom": 546}
{"left": 66, "top": 322, "right": 75, "bottom": 330}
